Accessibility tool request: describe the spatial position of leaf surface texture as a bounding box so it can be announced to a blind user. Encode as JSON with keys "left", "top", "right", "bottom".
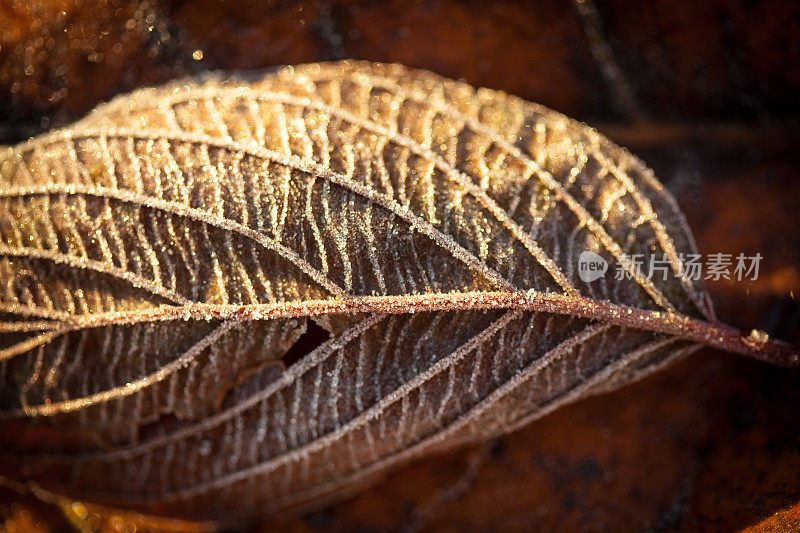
{"left": 0, "top": 61, "right": 716, "bottom": 520}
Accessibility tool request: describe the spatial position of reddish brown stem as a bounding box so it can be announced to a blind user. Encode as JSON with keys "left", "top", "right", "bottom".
{"left": 55, "top": 291, "right": 800, "bottom": 368}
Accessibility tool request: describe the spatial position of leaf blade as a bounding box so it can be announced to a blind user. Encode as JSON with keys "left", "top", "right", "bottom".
{"left": 0, "top": 61, "right": 793, "bottom": 522}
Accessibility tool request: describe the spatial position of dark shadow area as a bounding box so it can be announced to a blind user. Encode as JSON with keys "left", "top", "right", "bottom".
{"left": 281, "top": 320, "right": 331, "bottom": 369}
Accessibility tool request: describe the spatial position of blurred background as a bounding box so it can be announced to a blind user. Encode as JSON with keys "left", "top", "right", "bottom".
{"left": 1, "top": 1, "right": 799, "bottom": 531}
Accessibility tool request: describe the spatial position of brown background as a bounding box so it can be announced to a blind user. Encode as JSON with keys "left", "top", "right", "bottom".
{"left": 1, "top": 0, "right": 799, "bottom": 531}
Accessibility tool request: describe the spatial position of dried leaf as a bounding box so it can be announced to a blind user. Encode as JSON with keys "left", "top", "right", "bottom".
{"left": 0, "top": 61, "right": 796, "bottom": 522}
